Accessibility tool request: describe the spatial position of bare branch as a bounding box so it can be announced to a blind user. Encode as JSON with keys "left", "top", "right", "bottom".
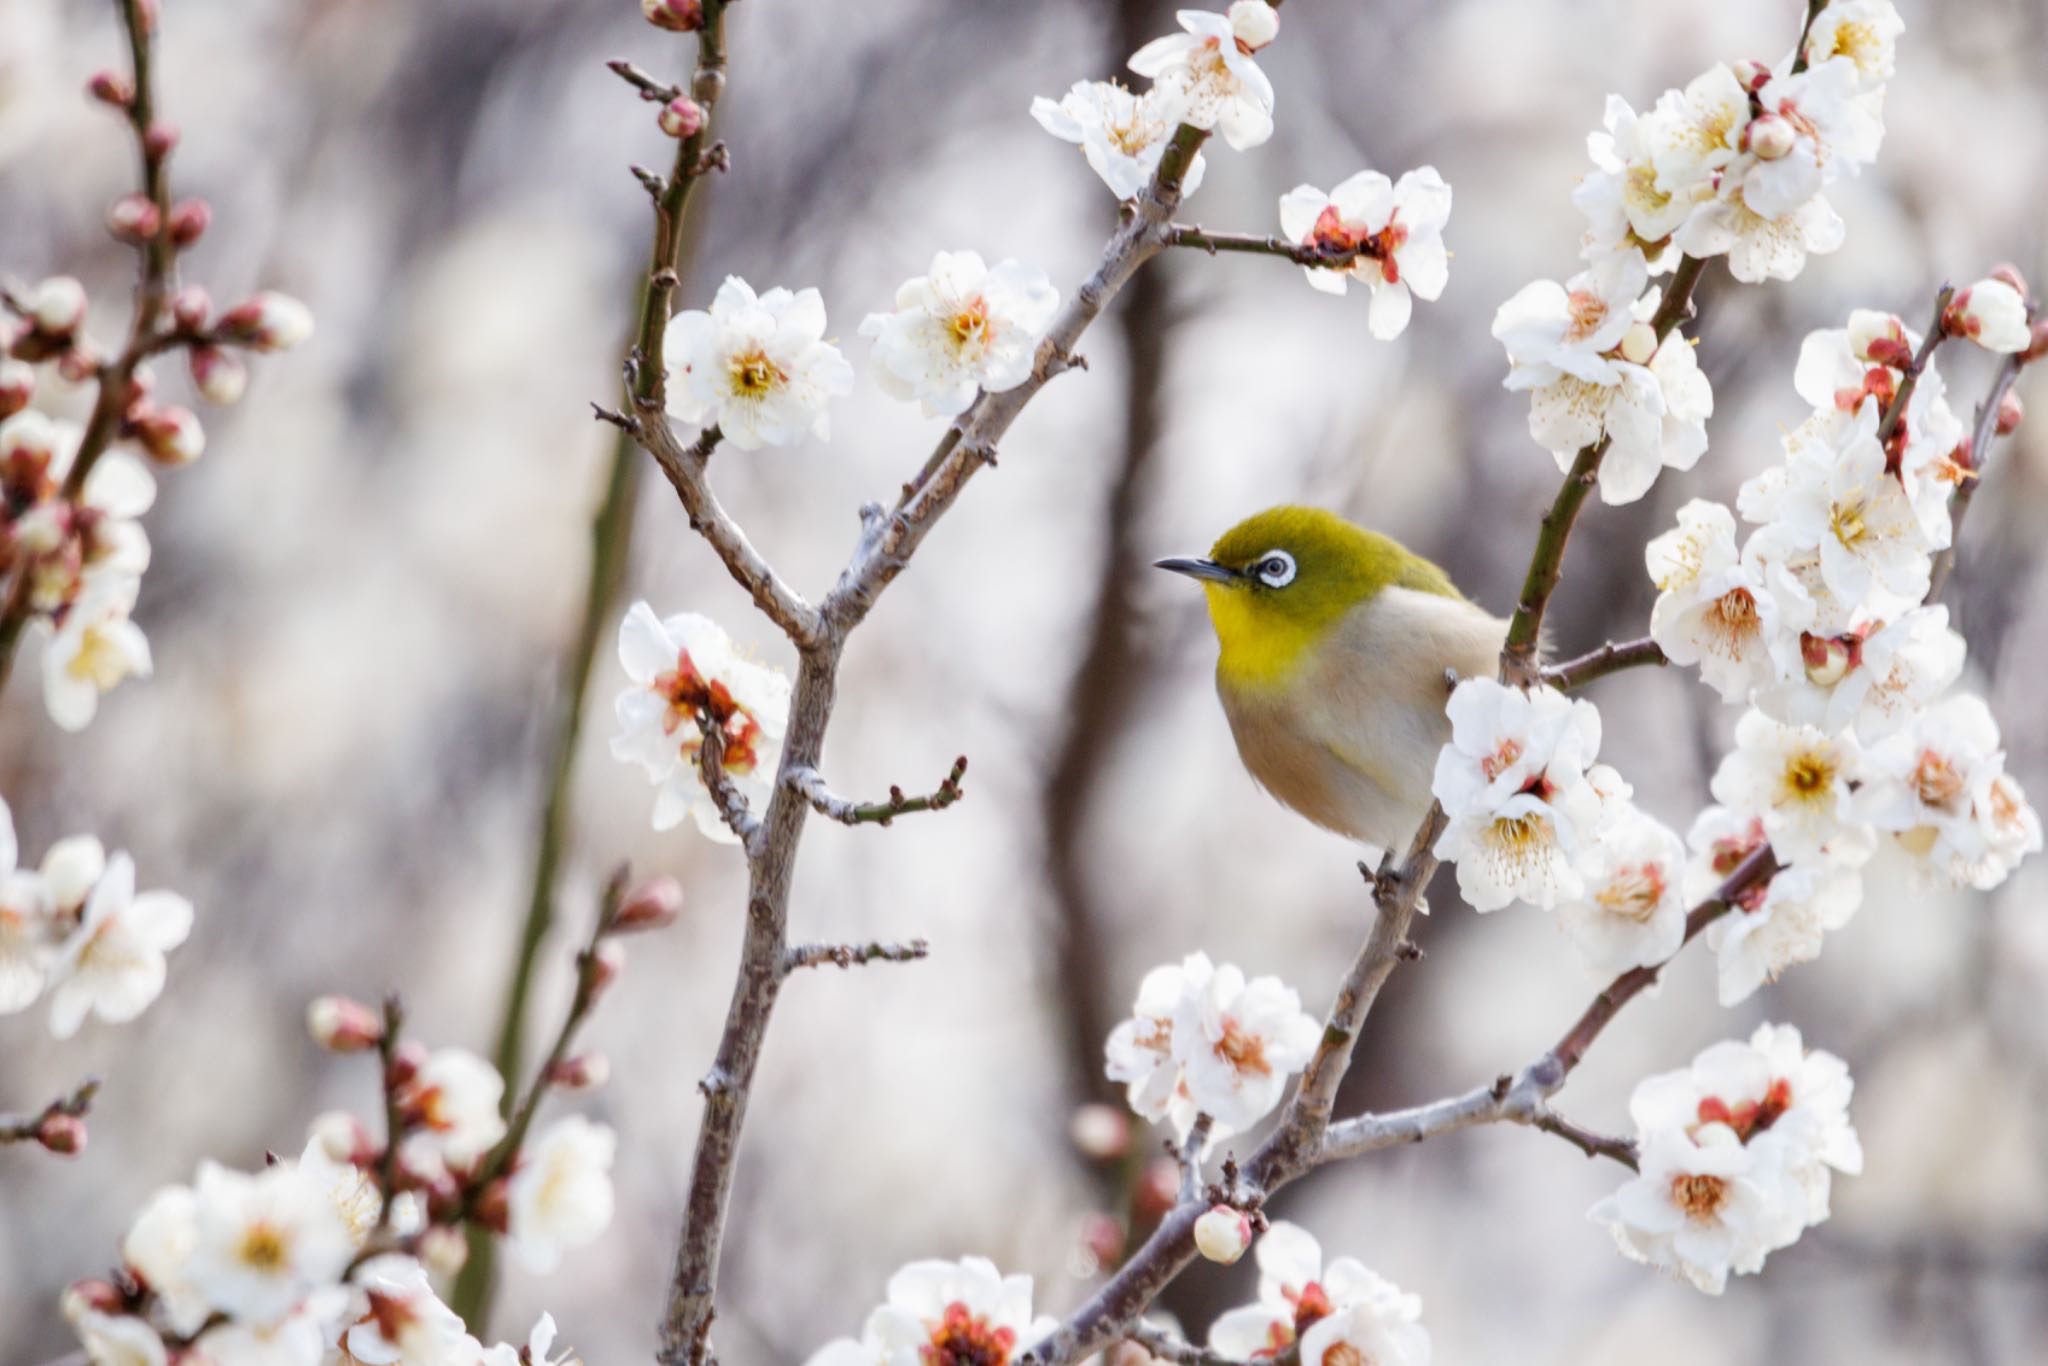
{"left": 783, "top": 757, "right": 967, "bottom": 826}
{"left": 1927, "top": 341, "right": 2034, "bottom": 604}
{"left": 0, "top": 1077, "right": 99, "bottom": 1153}
{"left": 1166, "top": 224, "right": 1371, "bottom": 270}
{"left": 1542, "top": 636, "right": 1667, "bottom": 691}
{"left": 693, "top": 713, "right": 763, "bottom": 854}
{"left": 607, "top": 58, "right": 682, "bottom": 105}
{"left": 782, "top": 939, "right": 929, "bottom": 974}
{"left": 1875, "top": 283, "right": 1954, "bottom": 448}
{"left": 1124, "top": 1322, "right": 1296, "bottom": 1366}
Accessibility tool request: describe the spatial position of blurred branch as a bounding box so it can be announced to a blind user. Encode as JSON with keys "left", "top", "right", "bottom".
{"left": 1541, "top": 636, "right": 1666, "bottom": 691}
{"left": 0, "top": 1077, "right": 98, "bottom": 1153}
{"left": 784, "top": 757, "right": 966, "bottom": 826}
{"left": 373, "top": 996, "right": 407, "bottom": 1234}
{"left": 1927, "top": 340, "right": 2035, "bottom": 604}
{"left": 782, "top": 939, "right": 930, "bottom": 973}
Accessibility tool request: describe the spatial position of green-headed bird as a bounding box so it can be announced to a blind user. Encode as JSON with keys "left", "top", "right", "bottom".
{"left": 1157, "top": 506, "right": 1506, "bottom": 849}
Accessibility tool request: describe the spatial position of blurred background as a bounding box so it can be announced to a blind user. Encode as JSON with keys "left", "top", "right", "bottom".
{"left": 3, "top": 0, "right": 2047, "bottom": 1360}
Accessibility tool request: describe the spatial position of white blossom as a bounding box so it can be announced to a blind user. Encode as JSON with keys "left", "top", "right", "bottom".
{"left": 860, "top": 251, "right": 1059, "bottom": 417}
{"left": 479, "top": 1315, "right": 577, "bottom": 1366}
{"left": 0, "top": 797, "right": 51, "bottom": 1012}
{"left": 68, "top": 1311, "right": 168, "bottom": 1366}
{"left": 1208, "top": 1221, "right": 1424, "bottom": 1363}
{"left": 340, "top": 1255, "right": 475, "bottom": 1366}
{"left": 611, "top": 602, "right": 790, "bottom": 843}
{"left": 1128, "top": 9, "right": 1275, "bottom": 151}
{"left": 185, "top": 1160, "right": 353, "bottom": 1325}
{"left": 1804, "top": 0, "right": 1903, "bottom": 90}
{"left": 45, "top": 851, "right": 191, "bottom": 1040}
{"left": 801, "top": 1257, "right": 1057, "bottom": 1366}
{"left": 1297, "top": 1298, "right": 1432, "bottom": 1366}
{"left": 1277, "top": 168, "right": 1451, "bottom": 338}
{"left": 395, "top": 1047, "right": 507, "bottom": 1174}
{"left": 123, "top": 1184, "right": 210, "bottom": 1336}
{"left": 1104, "top": 953, "right": 1207, "bottom": 1129}
{"left": 1675, "top": 192, "right": 1845, "bottom": 284}
{"left": 1029, "top": 81, "right": 1207, "bottom": 200}
{"left": 1575, "top": 96, "right": 1696, "bottom": 263}
{"left": 1753, "top": 604, "right": 1964, "bottom": 740}
{"left": 1646, "top": 502, "right": 1810, "bottom": 704}
{"left": 42, "top": 575, "right": 153, "bottom": 732}
{"left": 1170, "top": 960, "right": 1319, "bottom": 1132}
{"left": 1947, "top": 279, "right": 2032, "bottom": 353}
{"left": 1587, "top": 1124, "right": 1788, "bottom": 1294}
{"left": 1645, "top": 64, "right": 1751, "bottom": 206}
{"left": 506, "top": 1116, "right": 617, "bottom": 1275}
{"left": 1737, "top": 60, "right": 1883, "bottom": 220}
{"left": 1708, "top": 710, "right": 1871, "bottom": 866}
{"left": 1558, "top": 805, "right": 1688, "bottom": 975}
{"left": 1855, "top": 693, "right": 2041, "bottom": 889}
{"left": 1704, "top": 857, "right": 1863, "bottom": 1005}
{"left": 662, "top": 276, "right": 854, "bottom": 450}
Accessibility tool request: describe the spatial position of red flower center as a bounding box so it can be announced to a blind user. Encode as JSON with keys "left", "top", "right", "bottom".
{"left": 1306, "top": 205, "right": 1408, "bottom": 280}
{"left": 922, "top": 1302, "right": 1016, "bottom": 1366}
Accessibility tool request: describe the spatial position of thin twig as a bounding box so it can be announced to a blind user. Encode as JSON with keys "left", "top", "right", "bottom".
{"left": 607, "top": 58, "right": 682, "bottom": 104}
{"left": 0, "top": 1078, "right": 99, "bottom": 1148}
{"left": 1124, "top": 1322, "right": 1297, "bottom": 1366}
{"left": 373, "top": 996, "right": 407, "bottom": 1234}
{"left": 1875, "top": 284, "right": 1953, "bottom": 449}
{"left": 1541, "top": 636, "right": 1667, "bottom": 691}
{"left": 693, "top": 713, "right": 763, "bottom": 854}
{"left": 1927, "top": 346, "right": 2033, "bottom": 604}
{"left": 781, "top": 939, "right": 930, "bottom": 973}
{"left": 1165, "top": 224, "right": 1373, "bottom": 270}
{"left": 783, "top": 757, "right": 967, "bottom": 826}
{"left": 1530, "top": 1107, "right": 1640, "bottom": 1169}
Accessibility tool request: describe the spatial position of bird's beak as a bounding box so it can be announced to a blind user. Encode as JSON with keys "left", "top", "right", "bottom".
{"left": 1153, "top": 557, "right": 1240, "bottom": 585}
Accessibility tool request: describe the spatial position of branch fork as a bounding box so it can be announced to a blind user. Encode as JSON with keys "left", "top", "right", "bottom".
{"left": 784, "top": 757, "right": 968, "bottom": 826}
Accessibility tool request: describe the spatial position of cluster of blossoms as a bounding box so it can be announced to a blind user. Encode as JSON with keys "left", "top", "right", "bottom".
{"left": 1591, "top": 1024, "right": 1862, "bottom": 1294}
{"left": 0, "top": 794, "right": 190, "bottom": 1041}
{"left": 802, "top": 1256, "right": 1059, "bottom": 1366}
{"left": 1102, "top": 951, "right": 1320, "bottom": 1147}
{"left": 1197, "top": 1222, "right": 1429, "bottom": 1366}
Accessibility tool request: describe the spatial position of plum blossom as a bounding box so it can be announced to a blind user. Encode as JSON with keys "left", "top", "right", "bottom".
{"left": 860, "top": 251, "right": 1059, "bottom": 417}
{"left": 124, "top": 1184, "right": 211, "bottom": 1336}
{"left": 1128, "top": 8, "right": 1276, "bottom": 151}
{"left": 662, "top": 276, "right": 855, "bottom": 450}
{"left": 1804, "top": 0, "right": 1903, "bottom": 89}
{"left": 184, "top": 1160, "right": 354, "bottom": 1325}
{"left": 1029, "top": 81, "right": 1207, "bottom": 200}
{"left": 1588, "top": 1124, "right": 1789, "bottom": 1294}
{"left": 800, "top": 1256, "right": 1057, "bottom": 1366}
{"left": 1493, "top": 250, "right": 1644, "bottom": 389}
{"left": 1708, "top": 710, "right": 1871, "bottom": 866}
{"left": 42, "top": 574, "right": 152, "bottom": 732}
{"left": 1645, "top": 64, "right": 1751, "bottom": 203}
{"left": 65, "top": 1310, "right": 168, "bottom": 1366}
{"left": 1737, "top": 60, "right": 1883, "bottom": 220}
{"left": 0, "top": 797, "right": 51, "bottom": 1011}
{"left": 1574, "top": 96, "right": 1695, "bottom": 264}
{"left": 339, "top": 1255, "right": 474, "bottom": 1366}
{"left": 1297, "top": 1298, "right": 1432, "bottom": 1366}
{"left": 506, "top": 1116, "right": 617, "bottom": 1274}
{"left": 1705, "top": 857, "right": 1863, "bottom": 1006}
{"left": 1558, "top": 805, "right": 1688, "bottom": 975}
{"left": 1207, "top": 1221, "right": 1423, "bottom": 1363}
{"left": 1946, "top": 278, "right": 2032, "bottom": 353}
{"left": 1276, "top": 167, "right": 1451, "bottom": 337}
{"left": 481, "top": 1316, "right": 577, "bottom": 1366}
{"left": 1854, "top": 693, "right": 2041, "bottom": 889}
{"left": 1753, "top": 604, "right": 1964, "bottom": 741}
{"left": 1646, "top": 501, "right": 1809, "bottom": 704}
{"left": 44, "top": 851, "right": 192, "bottom": 1039}
{"left": 1104, "top": 952, "right": 1208, "bottom": 1132}
{"left": 612, "top": 603, "right": 791, "bottom": 843}
{"left": 1675, "top": 192, "right": 1845, "bottom": 284}
{"left": 1431, "top": 677, "right": 1606, "bottom": 911}
{"left": 1170, "top": 959, "right": 1319, "bottom": 1131}
{"left": 395, "top": 1047, "right": 507, "bottom": 1175}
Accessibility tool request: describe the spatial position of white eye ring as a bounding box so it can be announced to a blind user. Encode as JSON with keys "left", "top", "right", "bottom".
{"left": 1254, "top": 549, "right": 1297, "bottom": 588}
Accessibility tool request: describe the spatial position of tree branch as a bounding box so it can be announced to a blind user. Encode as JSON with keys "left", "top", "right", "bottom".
{"left": 782, "top": 757, "right": 967, "bottom": 826}
{"left": 1875, "top": 283, "right": 1953, "bottom": 448}
{"left": 693, "top": 712, "right": 763, "bottom": 854}
{"left": 0, "top": 1077, "right": 99, "bottom": 1152}
{"left": 1926, "top": 341, "right": 2034, "bottom": 604}
{"left": 1541, "top": 635, "right": 1667, "bottom": 691}
{"left": 1165, "top": 224, "right": 1372, "bottom": 270}
{"left": 781, "top": 939, "right": 930, "bottom": 974}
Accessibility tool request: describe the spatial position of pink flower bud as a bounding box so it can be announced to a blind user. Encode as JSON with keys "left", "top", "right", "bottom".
{"left": 1990, "top": 263, "right": 2029, "bottom": 299}
{"left": 1746, "top": 113, "right": 1796, "bottom": 161}
{"left": 218, "top": 291, "right": 314, "bottom": 352}
{"left": 1997, "top": 391, "right": 2024, "bottom": 436}
{"left": 171, "top": 285, "right": 212, "bottom": 332}
{"left": 1800, "top": 633, "right": 1854, "bottom": 688}
{"left": 548, "top": 1051, "right": 611, "bottom": 1092}
{"left": 1946, "top": 281, "right": 2032, "bottom": 353}
{"left": 658, "top": 96, "right": 706, "bottom": 139}
{"left": 189, "top": 346, "right": 247, "bottom": 405}
{"left": 30, "top": 276, "right": 87, "bottom": 335}
{"left": 307, "top": 994, "right": 384, "bottom": 1052}
{"left": 307, "top": 1109, "right": 375, "bottom": 1164}
{"left": 1731, "top": 58, "right": 1772, "bottom": 93}
{"left": 37, "top": 1112, "right": 87, "bottom": 1156}
{"left": 167, "top": 199, "right": 212, "bottom": 248}
{"left": 57, "top": 344, "right": 101, "bottom": 385}
{"left": 418, "top": 1225, "right": 470, "bottom": 1278}
{"left": 1078, "top": 1211, "right": 1125, "bottom": 1268}
{"left": 642, "top": 0, "right": 704, "bottom": 31}
{"left": 1131, "top": 1157, "right": 1179, "bottom": 1223}
{"left": 1194, "top": 1205, "right": 1253, "bottom": 1264}
{"left": 613, "top": 874, "right": 684, "bottom": 934}
{"left": 106, "top": 194, "right": 162, "bottom": 244}
{"left": 589, "top": 939, "right": 627, "bottom": 997}
{"left": 143, "top": 121, "right": 179, "bottom": 159}
{"left": 1068, "top": 1103, "right": 1131, "bottom": 1162}
{"left": 134, "top": 404, "right": 204, "bottom": 466}
{"left": 0, "top": 359, "right": 32, "bottom": 418}
{"left": 62, "top": 1280, "right": 125, "bottom": 1322}
{"left": 87, "top": 71, "right": 133, "bottom": 108}
{"left": 1617, "top": 320, "right": 1659, "bottom": 366}
{"left": 1228, "top": 0, "right": 1280, "bottom": 52}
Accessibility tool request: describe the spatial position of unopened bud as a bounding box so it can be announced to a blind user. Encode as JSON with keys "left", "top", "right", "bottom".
{"left": 106, "top": 194, "right": 162, "bottom": 244}
{"left": 0, "top": 359, "right": 32, "bottom": 417}
{"left": 547, "top": 1051, "right": 611, "bottom": 1093}
{"left": 1747, "top": 113, "right": 1796, "bottom": 161}
{"left": 1131, "top": 1157, "right": 1179, "bottom": 1223}
{"left": 143, "top": 121, "right": 179, "bottom": 159}
{"left": 1800, "top": 633, "right": 1854, "bottom": 688}
{"left": 658, "top": 96, "right": 706, "bottom": 139}
{"left": 1946, "top": 280, "right": 2032, "bottom": 354}
{"left": 472, "top": 1178, "right": 511, "bottom": 1234}
{"left": 307, "top": 1109, "right": 374, "bottom": 1164}
{"left": 37, "top": 1112, "right": 87, "bottom": 1156}
{"left": 1078, "top": 1211, "right": 1125, "bottom": 1269}
{"left": 167, "top": 199, "right": 212, "bottom": 248}
{"left": 1068, "top": 1103, "right": 1131, "bottom": 1162}
{"left": 1990, "top": 263, "right": 2029, "bottom": 299}
{"left": 642, "top": 0, "right": 704, "bottom": 31}
{"left": 1194, "top": 1205, "right": 1254, "bottom": 1264}
{"left": 170, "top": 285, "right": 212, "bottom": 333}
{"left": 189, "top": 346, "right": 247, "bottom": 405}
{"left": 30, "top": 276, "right": 87, "bottom": 335}
{"left": 613, "top": 874, "right": 683, "bottom": 934}
{"left": 134, "top": 404, "right": 204, "bottom": 466}
{"left": 1731, "top": 58, "right": 1772, "bottom": 93}
{"left": 218, "top": 291, "right": 314, "bottom": 352}
{"left": 57, "top": 344, "right": 101, "bottom": 385}
{"left": 1997, "top": 390, "right": 2024, "bottom": 436}
{"left": 307, "top": 994, "right": 383, "bottom": 1052}
{"left": 1617, "top": 320, "right": 1659, "bottom": 366}
{"left": 1846, "top": 309, "right": 1906, "bottom": 366}
{"left": 1228, "top": 0, "right": 1280, "bottom": 52}
{"left": 2024, "top": 319, "right": 2048, "bottom": 364}
{"left": 588, "top": 939, "right": 627, "bottom": 996}
{"left": 87, "top": 70, "right": 134, "bottom": 108}
{"left": 62, "top": 1280, "right": 124, "bottom": 1323}
{"left": 418, "top": 1225, "right": 470, "bottom": 1278}
{"left": 388, "top": 1039, "right": 429, "bottom": 1088}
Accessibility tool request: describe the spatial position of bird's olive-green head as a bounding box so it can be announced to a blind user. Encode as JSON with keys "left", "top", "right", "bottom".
{"left": 1156, "top": 506, "right": 1462, "bottom": 690}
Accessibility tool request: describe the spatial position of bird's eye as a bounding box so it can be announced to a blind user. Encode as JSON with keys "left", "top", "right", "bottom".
{"left": 1254, "top": 549, "right": 1297, "bottom": 588}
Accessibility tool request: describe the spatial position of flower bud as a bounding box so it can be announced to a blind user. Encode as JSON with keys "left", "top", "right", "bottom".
{"left": 472, "top": 1177, "right": 511, "bottom": 1234}
{"left": 0, "top": 358, "right": 33, "bottom": 418}
{"left": 1800, "top": 633, "right": 1854, "bottom": 688}
{"left": 62, "top": 1280, "right": 125, "bottom": 1323}
{"left": 167, "top": 199, "right": 212, "bottom": 248}
{"left": 1990, "top": 263, "right": 2029, "bottom": 299}
{"left": 547, "top": 1051, "right": 611, "bottom": 1093}
{"left": 1617, "top": 320, "right": 1659, "bottom": 366}
{"left": 308, "top": 1109, "right": 374, "bottom": 1164}
{"left": 37, "top": 1111, "right": 87, "bottom": 1156}
{"left": 418, "top": 1225, "right": 470, "bottom": 1278}
{"left": 1946, "top": 280, "right": 2031, "bottom": 353}
{"left": 1845, "top": 309, "right": 1906, "bottom": 365}
{"left": 1131, "top": 1157, "right": 1179, "bottom": 1223}
{"left": 388, "top": 1039, "right": 429, "bottom": 1088}
{"left": 1228, "top": 0, "right": 1280, "bottom": 52}
{"left": 658, "top": 96, "right": 706, "bottom": 139}
{"left": 308, "top": 994, "right": 384, "bottom": 1052}
{"left": 57, "top": 344, "right": 101, "bottom": 385}
{"left": 134, "top": 404, "right": 205, "bottom": 466}
{"left": 143, "top": 121, "right": 179, "bottom": 159}
{"left": 1194, "top": 1205, "right": 1253, "bottom": 1264}
{"left": 2025, "top": 319, "right": 2048, "bottom": 365}
{"left": 588, "top": 939, "right": 627, "bottom": 997}
{"left": 30, "top": 276, "right": 87, "bottom": 336}
{"left": 1068, "top": 1102, "right": 1132, "bottom": 1162}
{"left": 642, "top": 0, "right": 704, "bottom": 31}
{"left": 612, "top": 874, "right": 683, "bottom": 934}
{"left": 218, "top": 291, "right": 314, "bottom": 352}
{"left": 1997, "top": 390, "right": 2024, "bottom": 436}
{"left": 1731, "top": 58, "right": 1772, "bottom": 93}
{"left": 106, "top": 194, "right": 162, "bottom": 244}
{"left": 1746, "top": 113, "right": 1796, "bottom": 162}
{"left": 87, "top": 70, "right": 133, "bottom": 108}
{"left": 189, "top": 346, "right": 247, "bottom": 406}
{"left": 170, "top": 285, "right": 213, "bottom": 333}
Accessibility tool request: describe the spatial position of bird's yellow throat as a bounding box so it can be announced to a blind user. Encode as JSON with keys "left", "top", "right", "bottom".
{"left": 1203, "top": 581, "right": 1322, "bottom": 692}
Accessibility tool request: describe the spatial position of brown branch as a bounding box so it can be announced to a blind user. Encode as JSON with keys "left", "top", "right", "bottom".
{"left": 1530, "top": 1107, "right": 1641, "bottom": 1169}
{"left": 0, "top": 1077, "right": 99, "bottom": 1153}
{"left": 1165, "top": 224, "right": 1374, "bottom": 270}
{"left": 782, "top": 757, "right": 966, "bottom": 826}
{"left": 1875, "top": 284, "right": 1953, "bottom": 448}
{"left": 1541, "top": 635, "right": 1666, "bottom": 691}
{"left": 1927, "top": 346, "right": 2033, "bottom": 604}
{"left": 373, "top": 996, "right": 407, "bottom": 1234}
{"left": 693, "top": 713, "right": 763, "bottom": 853}
{"left": 607, "top": 58, "right": 683, "bottom": 105}
{"left": 781, "top": 939, "right": 930, "bottom": 973}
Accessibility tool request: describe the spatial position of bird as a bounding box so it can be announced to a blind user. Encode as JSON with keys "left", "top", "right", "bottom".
{"left": 1156, "top": 505, "right": 1507, "bottom": 851}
